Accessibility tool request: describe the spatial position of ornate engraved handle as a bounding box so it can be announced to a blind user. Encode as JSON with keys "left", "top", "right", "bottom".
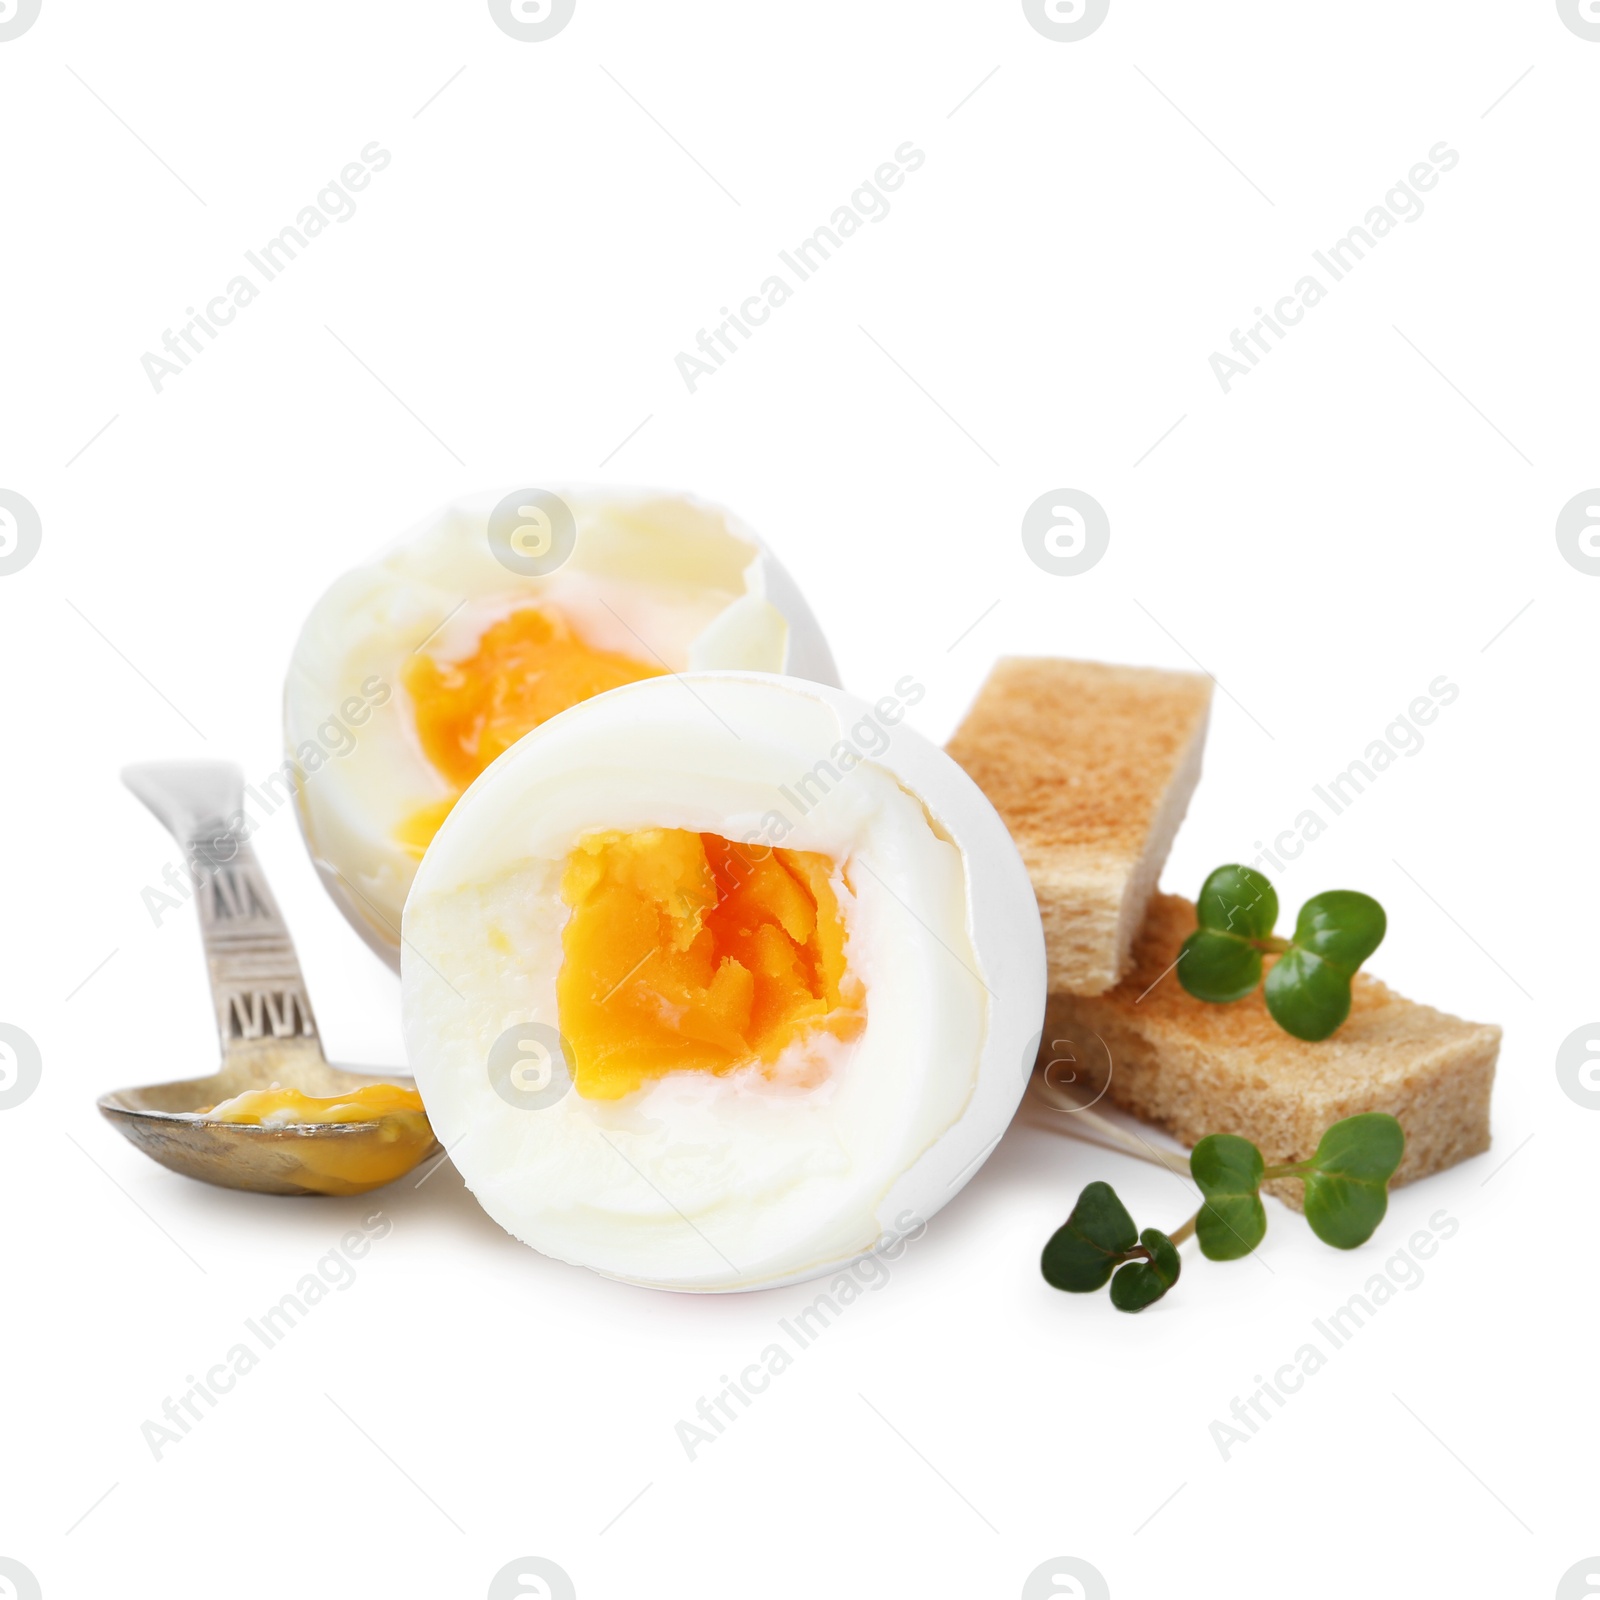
{"left": 123, "top": 762, "right": 326, "bottom": 1067}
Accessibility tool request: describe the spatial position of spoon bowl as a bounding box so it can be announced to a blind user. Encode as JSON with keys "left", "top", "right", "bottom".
{"left": 98, "top": 763, "right": 440, "bottom": 1196}
{"left": 98, "top": 1052, "right": 437, "bottom": 1197}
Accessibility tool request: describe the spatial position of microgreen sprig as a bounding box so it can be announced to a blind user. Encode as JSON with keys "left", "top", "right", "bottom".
{"left": 1177, "top": 865, "right": 1386, "bottom": 1040}
{"left": 1039, "top": 1113, "right": 1405, "bottom": 1312}
{"left": 1039, "top": 1183, "right": 1186, "bottom": 1310}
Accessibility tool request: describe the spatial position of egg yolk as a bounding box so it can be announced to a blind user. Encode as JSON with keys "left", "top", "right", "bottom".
{"left": 200, "top": 1083, "right": 434, "bottom": 1196}
{"left": 204, "top": 1083, "right": 426, "bottom": 1125}
{"left": 399, "top": 605, "right": 663, "bottom": 853}
{"left": 556, "top": 829, "right": 865, "bottom": 1100}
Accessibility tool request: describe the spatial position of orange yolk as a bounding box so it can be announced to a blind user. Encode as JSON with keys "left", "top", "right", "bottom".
{"left": 199, "top": 1083, "right": 434, "bottom": 1196}
{"left": 399, "top": 605, "right": 663, "bottom": 853}
{"left": 556, "top": 829, "right": 865, "bottom": 1100}
{"left": 203, "top": 1083, "right": 427, "bottom": 1125}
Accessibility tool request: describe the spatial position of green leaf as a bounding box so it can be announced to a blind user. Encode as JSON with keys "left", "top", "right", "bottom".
{"left": 1293, "top": 890, "right": 1386, "bottom": 970}
{"left": 1263, "top": 947, "right": 1354, "bottom": 1040}
{"left": 1041, "top": 1181, "right": 1139, "bottom": 1292}
{"left": 1178, "top": 929, "right": 1263, "bottom": 1004}
{"left": 1262, "top": 891, "right": 1387, "bottom": 1041}
{"left": 1195, "top": 864, "right": 1279, "bottom": 940}
{"left": 1110, "top": 1228, "right": 1182, "bottom": 1312}
{"left": 1311, "top": 1112, "right": 1406, "bottom": 1180}
{"left": 1180, "top": 866, "right": 1279, "bottom": 1005}
{"left": 1190, "top": 1133, "right": 1268, "bottom": 1260}
{"left": 1301, "top": 1114, "right": 1406, "bottom": 1249}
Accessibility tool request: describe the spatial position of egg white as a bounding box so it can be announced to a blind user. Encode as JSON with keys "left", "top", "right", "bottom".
{"left": 401, "top": 673, "right": 1046, "bottom": 1292}
{"left": 284, "top": 487, "right": 838, "bottom": 966}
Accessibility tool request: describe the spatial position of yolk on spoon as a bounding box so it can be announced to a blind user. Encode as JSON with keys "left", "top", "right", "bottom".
{"left": 557, "top": 829, "right": 865, "bottom": 1101}
{"left": 203, "top": 1083, "right": 426, "bottom": 1126}
{"left": 200, "top": 1083, "right": 434, "bottom": 1196}
{"left": 399, "top": 604, "right": 663, "bottom": 853}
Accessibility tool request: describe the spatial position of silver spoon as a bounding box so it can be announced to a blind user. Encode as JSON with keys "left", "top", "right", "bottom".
{"left": 97, "top": 761, "right": 439, "bottom": 1196}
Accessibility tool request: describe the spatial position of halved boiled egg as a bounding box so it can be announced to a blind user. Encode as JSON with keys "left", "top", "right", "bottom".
{"left": 401, "top": 673, "right": 1045, "bottom": 1292}
{"left": 284, "top": 488, "right": 837, "bottom": 965}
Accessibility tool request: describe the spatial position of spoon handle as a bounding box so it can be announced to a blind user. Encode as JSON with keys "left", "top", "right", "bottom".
{"left": 123, "top": 761, "right": 327, "bottom": 1068}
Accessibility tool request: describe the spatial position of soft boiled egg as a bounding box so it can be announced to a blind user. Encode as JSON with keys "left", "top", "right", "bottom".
{"left": 401, "top": 672, "right": 1046, "bottom": 1292}
{"left": 284, "top": 487, "right": 837, "bottom": 966}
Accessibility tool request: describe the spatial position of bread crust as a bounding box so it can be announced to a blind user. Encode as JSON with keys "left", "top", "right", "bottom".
{"left": 946, "top": 658, "right": 1212, "bottom": 995}
{"left": 1041, "top": 895, "right": 1499, "bottom": 1204}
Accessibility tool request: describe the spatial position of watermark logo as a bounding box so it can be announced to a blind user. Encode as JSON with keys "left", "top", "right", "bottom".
{"left": 488, "top": 488, "right": 576, "bottom": 577}
{"left": 141, "top": 143, "right": 392, "bottom": 395}
{"left": 488, "top": 1557, "right": 576, "bottom": 1599}
{"left": 1037, "top": 1029, "right": 1112, "bottom": 1111}
{"left": 488, "top": 0, "right": 575, "bottom": 42}
{"left": 723, "top": 673, "right": 925, "bottom": 857}
{"left": 1021, "top": 1557, "right": 1110, "bottom": 1599}
{"left": 190, "top": 821, "right": 244, "bottom": 874}
{"left": 140, "top": 1214, "right": 392, "bottom": 1461}
{"left": 140, "top": 677, "right": 391, "bottom": 929}
{"left": 1022, "top": 489, "right": 1109, "bottom": 575}
{"left": 1245, "top": 672, "right": 1460, "bottom": 878}
{"left": 0, "top": 490, "right": 42, "bottom": 576}
{"left": 0, "top": 1559, "right": 41, "bottom": 1599}
{"left": 1555, "top": 489, "right": 1600, "bottom": 573}
{"left": 1557, "top": 0, "right": 1600, "bottom": 41}
{"left": 1557, "top": 1557, "right": 1600, "bottom": 1597}
{"left": 1208, "top": 1209, "right": 1460, "bottom": 1461}
{"left": 675, "top": 1211, "right": 926, "bottom": 1461}
{"left": 0, "top": 0, "right": 41, "bottom": 42}
{"left": 676, "top": 143, "right": 925, "bottom": 393}
{"left": 489, "top": 1023, "right": 574, "bottom": 1111}
{"left": 1208, "top": 142, "right": 1459, "bottom": 394}
{"left": 1556, "top": 1023, "right": 1600, "bottom": 1109}
{"left": 0, "top": 1025, "right": 41, "bottom": 1111}
{"left": 1021, "top": 0, "right": 1109, "bottom": 42}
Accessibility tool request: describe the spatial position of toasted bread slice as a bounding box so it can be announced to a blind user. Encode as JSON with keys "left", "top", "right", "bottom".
{"left": 946, "top": 658, "right": 1212, "bottom": 995}
{"left": 1041, "top": 894, "right": 1499, "bottom": 1204}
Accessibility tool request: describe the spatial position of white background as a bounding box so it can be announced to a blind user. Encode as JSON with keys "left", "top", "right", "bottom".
{"left": 1, "top": 2, "right": 1595, "bottom": 1596}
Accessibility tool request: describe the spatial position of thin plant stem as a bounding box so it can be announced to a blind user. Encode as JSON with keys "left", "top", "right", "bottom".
{"left": 1263, "top": 1159, "right": 1313, "bottom": 1181}
{"left": 1029, "top": 1076, "right": 1194, "bottom": 1177}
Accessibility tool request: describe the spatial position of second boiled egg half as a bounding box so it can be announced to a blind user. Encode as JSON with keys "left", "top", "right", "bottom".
{"left": 284, "top": 487, "right": 836, "bottom": 965}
